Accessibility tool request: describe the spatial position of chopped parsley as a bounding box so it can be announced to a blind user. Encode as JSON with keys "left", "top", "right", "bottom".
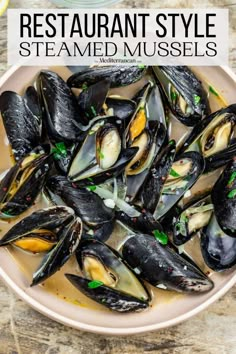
{"left": 227, "top": 189, "right": 236, "bottom": 199}
{"left": 87, "top": 177, "right": 93, "bottom": 182}
{"left": 90, "top": 105, "right": 97, "bottom": 117}
{"left": 52, "top": 142, "right": 67, "bottom": 160}
{"left": 97, "top": 147, "right": 104, "bottom": 159}
{"left": 227, "top": 171, "right": 236, "bottom": 186}
{"left": 82, "top": 83, "right": 88, "bottom": 91}
{"left": 171, "top": 91, "right": 178, "bottom": 102}
{"left": 88, "top": 280, "right": 104, "bottom": 289}
{"left": 153, "top": 229, "right": 168, "bottom": 245}
{"left": 87, "top": 185, "right": 97, "bottom": 192}
{"left": 193, "top": 94, "right": 201, "bottom": 105}
{"left": 209, "top": 85, "right": 219, "bottom": 97}
{"left": 138, "top": 64, "right": 146, "bottom": 69}
{"left": 170, "top": 168, "right": 180, "bottom": 178}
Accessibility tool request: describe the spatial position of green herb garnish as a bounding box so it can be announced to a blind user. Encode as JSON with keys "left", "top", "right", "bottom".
{"left": 227, "top": 189, "right": 236, "bottom": 199}
{"left": 138, "top": 64, "right": 146, "bottom": 69}
{"left": 97, "top": 147, "right": 104, "bottom": 159}
{"left": 90, "top": 105, "right": 97, "bottom": 117}
{"left": 170, "top": 168, "right": 180, "bottom": 178}
{"left": 153, "top": 230, "right": 168, "bottom": 245}
{"left": 52, "top": 142, "right": 67, "bottom": 160}
{"left": 209, "top": 85, "right": 219, "bottom": 97}
{"left": 227, "top": 171, "right": 236, "bottom": 186}
{"left": 87, "top": 177, "right": 93, "bottom": 182}
{"left": 88, "top": 280, "right": 104, "bottom": 289}
{"left": 169, "top": 140, "right": 175, "bottom": 146}
{"left": 87, "top": 185, "right": 97, "bottom": 192}
{"left": 193, "top": 94, "right": 201, "bottom": 105}
{"left": 171, "top": 91, "right": 178, "bottom": 102}
{"left": 82, "top": 83, "right": 88, "bottom": 91}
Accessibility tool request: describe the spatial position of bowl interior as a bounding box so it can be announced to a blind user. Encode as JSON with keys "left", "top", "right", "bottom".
{"left": 0, "top": 65, "right": 235, "bottom": 335}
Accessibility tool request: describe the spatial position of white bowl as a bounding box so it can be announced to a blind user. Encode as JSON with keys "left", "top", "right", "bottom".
{"left": 0, "top": 65, "right": 235, "bottom": 335}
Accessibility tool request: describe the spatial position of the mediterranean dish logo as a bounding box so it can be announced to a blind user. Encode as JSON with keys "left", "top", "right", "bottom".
{"left": 7, "top": 8, "right": 229, "bottom": 66}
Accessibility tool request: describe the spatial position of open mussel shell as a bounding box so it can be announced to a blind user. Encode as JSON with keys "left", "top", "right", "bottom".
{"left": 0, "top": 90, "right": 41, "bottom": 161}
{"left": 105, "top": 96, "right": 136, "bottom": 120}
{"left": 0, "top": 145, "right": 52, "bottom": 218}
{"left": 68, "top": 117, "right": 138, "bottom": 184}
{"left": 32, "top": 216, "right": 82, "bottom": 286}
{"left": 47, "top": 176, "right": 114, "bottom": 227}
{"left": 173, "top": 195, "right": 214, "bottom": 246}
{"left": 0, "top": 206, "right": 74, "bottom": 251}
{"left": 152, "top": 66, "right": 209, "bottom": 127}
{"left": 212, "top": 159, "right": 236, "bottom": 237}
{"left": 77, "top": 79, "right": 111, "bottom": 124}
{"left": 69, "top": 239, "right": 150, "bottom": 312}
{"left": 204, "top": 140, "right": 236, "bottom": 173}
{"left": 201, "top": 214, "right": 236, "bottom": 271}
{"left": 67, "top": 66, "right": 147, "bottom": 89}
{"left": 153, "top": 151, "right": 205, "bottom": 220}
{"left": 177, "top": 104, "right": 236, "bottom": 161}
{"left": 122, "top": 234, "right": 214, "bottom": 293}
{"left": 37, "top": 71, "right": 82, "bottom": 143}
{"left": 140, "top": 140, "right": 176, "bottom": 214}
{"left": 125, "top": 83, "right": 167, "bottom": 201}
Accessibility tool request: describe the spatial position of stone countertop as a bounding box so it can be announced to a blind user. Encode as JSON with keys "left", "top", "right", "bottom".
{"left": 0, "top": 1, "right": 235, "bottom": 353}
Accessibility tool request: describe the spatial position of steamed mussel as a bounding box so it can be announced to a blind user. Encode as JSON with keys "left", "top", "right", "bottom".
{"left": 0, "top": 206, "right": 83, "bottom": 285}
{"left": 0, "top": 145, "right": 52, "bottom": 218}
{"left": 153, "top": 66, "right": 209, "bottom": 127}
{"left": 66, "top": 239, "right": 149, "bottom": 312}
{"left": 0, "top": 64, "right": 235, "bottom": 316}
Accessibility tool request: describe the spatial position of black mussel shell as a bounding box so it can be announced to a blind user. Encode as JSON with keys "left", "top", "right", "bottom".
{"left": 140, "top": 140, "right": 176, "bottom": 213}
{"left": 47, "top": 176, "right": 114, "bottom": 227}
{"left": 37, "top": 71, "right": 82, "bottom": 143}
{"left": 0, "top": 145, "right": 52, "bottom": 218}
{"left": 0, "top": 91, "right": 41, "bottom": 161}
{"left": 212, "top": 159, "right": 236, "bottom": 237}
{"left": 105, "top": 96, "right": 136, "bottom": 120}
{"left": 32, "top": 216, "right": 82, "bottom": 286}
{"left": 153, "top": 151, "right": 205, "bottom": 220}
{"left": 116, "top": 210, "right": 163, "bottom": 234}
{"left": 65, "top": 275, "right": 148, "bottom": 313}
{"left": 78, "top": 79, "right": 111, "bottom": 124}
{"left": 173, "top": 195, "right": 213, "bottom": 246}
{"left": 204, "top": 141, "right": 236, "bottom": 173}
{"left": 0, "top": 206, "right": 74, "bottom": 246}
{"left": 122, "top": 234, "right": 214, "bottom": 293}
{"left": 67, "top": 66, "right": 147, "bottom": 89}
{"left": 201, "top": 214, "right": 236, "bottom": 271}
{"left": 24, "top": 86, "right": 42, "bottom": 124}
{"left": 177, "top": 104, "right": 236, "bottom": 158}
{"left": 153, "top": 66, "right": 209, "bottom": 127}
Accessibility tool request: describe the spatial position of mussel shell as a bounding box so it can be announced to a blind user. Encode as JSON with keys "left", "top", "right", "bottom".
{"left": 105, "top": 96, "right": 136, "bottom": 120}
{"left": 24, "top": 86, "right": 42, "bottom": 124}
{"left": 0, "top": 206, "right": 75, "bottom": 246}
{"left": 212, "top": 159, "right": 236, "bottom": 237}
{"left": 152, "top": 66, "right": 209, "bottom": 127}
{"left": 153, "top": 151, "right": 205, "bottom": 220}
{"left": 76, "top": 239, "right": 150, "bottom": 301}
{"left": 0, "top": 91, "right": 41, "bottom": 161}
{"left": 173, "top": 196, "right": 213, "bottom": 246}
{"left": 67, "top": 66, "right": 147, "bottom": 89}
{"left": 177, "top": 104, "right": 236, "bottom": 157}
{"left": 122, "top": 234, "right": 214, "bottom": 293}
{"left": 204, "top": 141, "right": 236, "bottom": 173}
{"left": 201, "top": 214, "right": 236, "bottom": 271}
{"left": 78, "top": 79, "right": 110, "bottom": 124}
{"left": 47, "top": 176, "right": 114, "bottom": 227}
{"left": 65, "top": 275, "right": 149, "bottom": 313}
{"left": 37, "top": 71, "right": 82, "bottom": 143}
{"left": 32, "top": 217, "right": 82, "bottom": 286}
{"left": 116, "top": 210, "right": 163, "bottom": 234}
{"left": 0, "top": 145, "right": 52, "bottom": 218}
{"left": 140, "top": 140, "right": 176, "bottom": 213}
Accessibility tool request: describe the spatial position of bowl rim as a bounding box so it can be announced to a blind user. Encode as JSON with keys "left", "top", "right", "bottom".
{"left": 0, "top": 65, "right": 236, "bottom": 335}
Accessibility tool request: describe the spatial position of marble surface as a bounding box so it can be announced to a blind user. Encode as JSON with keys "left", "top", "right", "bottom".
{"left": 0, "top": 1, "right": 235, "bottom": 353}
